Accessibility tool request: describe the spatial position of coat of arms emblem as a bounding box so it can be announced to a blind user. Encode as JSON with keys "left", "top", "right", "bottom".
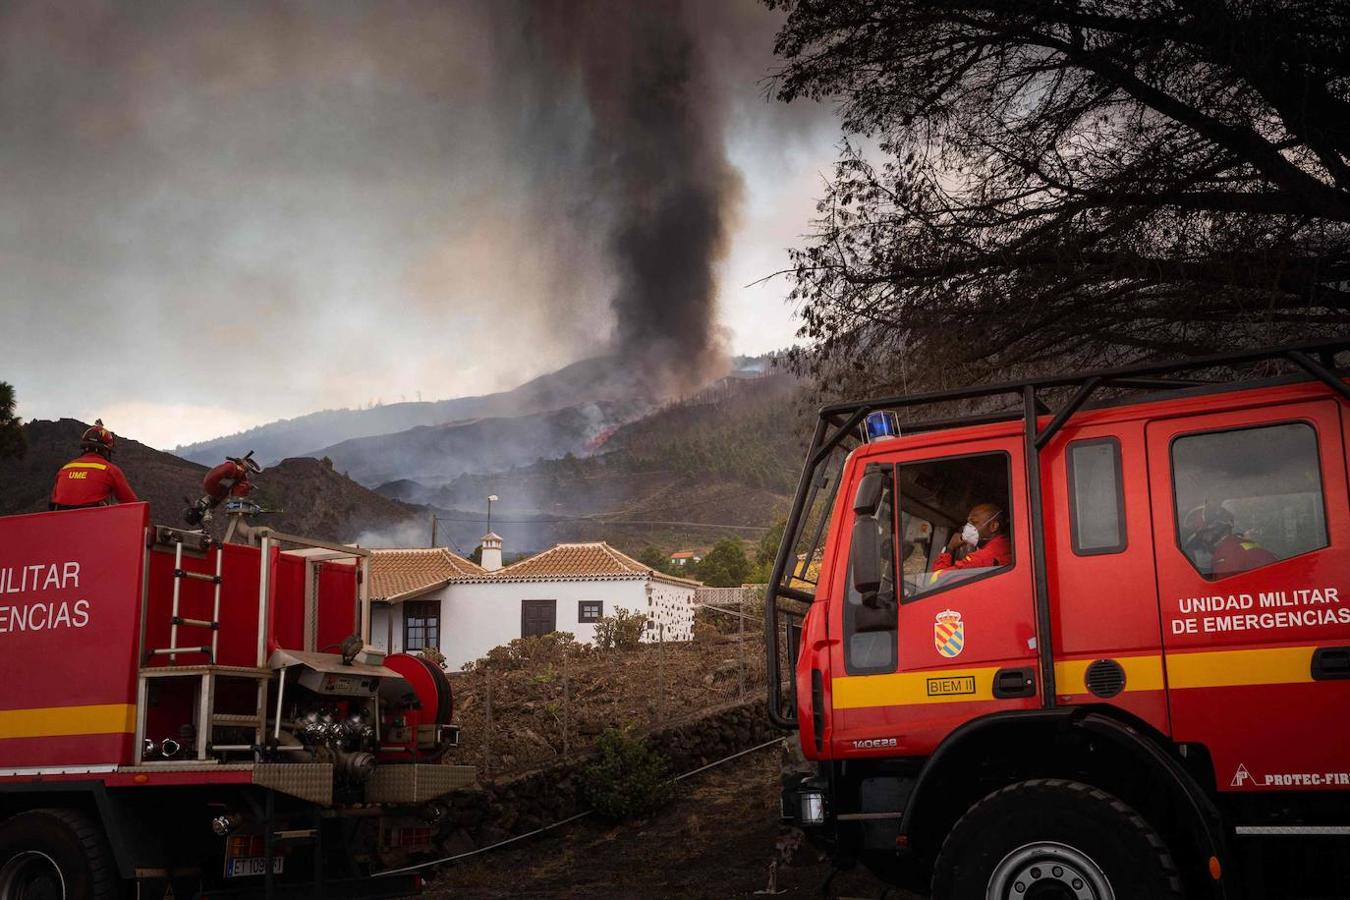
{"left": 934, "top": 609, "right": 965, "bottom": 658}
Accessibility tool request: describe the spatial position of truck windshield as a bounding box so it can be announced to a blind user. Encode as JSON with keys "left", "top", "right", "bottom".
{"left": 777, "top": 437, "right": 855, "bottom": 600}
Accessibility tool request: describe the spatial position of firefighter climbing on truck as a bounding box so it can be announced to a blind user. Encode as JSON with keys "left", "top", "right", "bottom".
{"left": 766, "top": 341, "right": 1350, "bottom": 899}
{"left": 48, "top": 419, "right": 139, "bottom": 510}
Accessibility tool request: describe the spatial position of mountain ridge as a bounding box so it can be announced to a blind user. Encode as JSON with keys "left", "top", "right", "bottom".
{"left": 174, "top": 356, "right": 651, "bottom": 466}
{"left": 0, "top": 419, "right": 421, "bottom": 543}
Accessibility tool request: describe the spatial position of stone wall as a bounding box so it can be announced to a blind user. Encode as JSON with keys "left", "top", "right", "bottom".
{"left": 435, "top": 700, "right": 781, "bottom": 855}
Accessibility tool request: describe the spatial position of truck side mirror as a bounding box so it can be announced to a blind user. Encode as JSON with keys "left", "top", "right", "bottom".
{"left": 851, "top": 515, "right": 881, "bottom": 595}
{"left": 853, "top": 470, "right": 886, "bottom": 516}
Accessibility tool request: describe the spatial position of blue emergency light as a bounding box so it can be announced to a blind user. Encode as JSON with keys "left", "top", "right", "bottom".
{"left": 863, "top": 410, "right": 901, "bottom": 442}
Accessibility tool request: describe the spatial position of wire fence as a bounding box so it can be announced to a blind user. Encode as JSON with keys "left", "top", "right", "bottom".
{"left": 444, "top": 588, "right": 767, "bottom": 781}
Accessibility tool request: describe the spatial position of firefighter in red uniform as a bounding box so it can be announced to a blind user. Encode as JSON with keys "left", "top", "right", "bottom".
{"left": 930, "top": 502, "right": 1011, "bottom": 584}
{"left": 1183, "top": 502, "right": 1277, "bottom": 576}
{"left": 48, "top": 419, "right": 139, "bottom": 510}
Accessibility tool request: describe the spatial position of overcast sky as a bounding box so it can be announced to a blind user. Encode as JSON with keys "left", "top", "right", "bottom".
{"left": 0, "top": 0, "right": 840, "bottom": 450}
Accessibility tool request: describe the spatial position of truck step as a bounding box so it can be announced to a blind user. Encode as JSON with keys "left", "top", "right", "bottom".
{"left": 171, "top": 616, "right": 218, "bottom": 629}
{"left": 1235, "top": 825, "right": 1350, "bottom": 836}
{"left": 272, "top": 829, "right": 318, "bottom": 841}
{"left": 211, "top": 714, "right": 262, "bottom": 725}
{"left": 173, "top": 568, "right": 222, "bottom": 584}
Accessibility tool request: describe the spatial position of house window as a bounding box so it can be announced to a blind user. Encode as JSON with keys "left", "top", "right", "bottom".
{"left": 578, "top": 600, "right": 602, "bottom": 622}
{"left": 404, "top": 600, "right": 440, "bottom": 652}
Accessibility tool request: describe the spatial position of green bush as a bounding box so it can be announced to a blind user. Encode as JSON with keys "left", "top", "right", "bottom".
{"left": 582, "top": 728, "right": 674, "bottom": 821}
{"left": 592, "top": 609, "right": 647, "bottom": 650}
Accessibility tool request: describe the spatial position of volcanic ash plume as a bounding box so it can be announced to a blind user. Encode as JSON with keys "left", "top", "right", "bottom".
{"left": 510, "top": 0, "right": 741, "bottom": 399}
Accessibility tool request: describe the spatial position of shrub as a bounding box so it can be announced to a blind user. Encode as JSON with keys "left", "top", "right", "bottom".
{"left": 462, "top": 631, "right": 581, "bottom": 671}
{"left": 581, "top": 728, "right": 674, "bottom": 821}
{"left": 418, "top": 646, "right": 448, "bottom": 670}
{"left": 592, "top": 609, "right": 647, "bottom": 651}
{"left": 692, "top": 616, "right": 724, "bottom": 643}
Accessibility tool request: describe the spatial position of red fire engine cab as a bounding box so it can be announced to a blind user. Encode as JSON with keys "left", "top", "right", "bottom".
{"left": 0, "top": 506, "right": 470, "bottom": 899}
{"left": 766, "top": 342, "right": 1350, "bottom": 899}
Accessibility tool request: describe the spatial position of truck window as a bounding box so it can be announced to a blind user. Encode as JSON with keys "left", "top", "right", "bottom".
{"left": 898, "top": 452, "right": 1013, "bottom": 600}
{"left": 844, "top": 465, "right": 898, "bottom": 674}
{"left": 1171, "top": 422, "right": 1328, "bottom": 579}
{"left": 1067, "top": 438, "right": 1126, "bottom": 555}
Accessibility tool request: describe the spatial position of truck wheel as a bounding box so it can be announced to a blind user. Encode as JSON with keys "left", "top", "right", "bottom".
{"left": 0, "top": 809, "right": 119, "bottom": 900}
{"left": 931, "top": 779, "right": 1182, "bottom": 900}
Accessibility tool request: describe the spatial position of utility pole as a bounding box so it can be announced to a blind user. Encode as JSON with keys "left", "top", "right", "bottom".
{"left": 430, "top": 514, "right": 437, "bottom": 548}
{"left": 486, "top": 494, "right": 498, "bottom": 534}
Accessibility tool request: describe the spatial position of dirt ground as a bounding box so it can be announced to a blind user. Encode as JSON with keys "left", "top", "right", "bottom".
{"left": 448, "top": 627, "right": 769, "bottom": 779}
{"left": 424, "top": 743, "right": 923, "bottom": 900}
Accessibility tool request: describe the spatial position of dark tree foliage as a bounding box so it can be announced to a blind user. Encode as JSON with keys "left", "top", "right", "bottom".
{"left": 636, "top": 544, "right": 677, "bottom": 575}
{"left": 696, "top": 537, "right": 752, "bottom": 587}
{"left": 0, "top": 382, "right": 25, "bottom": 460}
{"left": 768, "top": 0, "right": 1350, "bottom": 395}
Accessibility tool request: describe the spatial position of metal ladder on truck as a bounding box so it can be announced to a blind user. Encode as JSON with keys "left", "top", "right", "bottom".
{"left": 135, "top": 535, "right": 272, "bottom": 764}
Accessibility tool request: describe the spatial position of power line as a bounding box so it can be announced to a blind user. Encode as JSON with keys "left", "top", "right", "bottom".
{"left": 423, "top": 514, "right": 769, "bottom": 533}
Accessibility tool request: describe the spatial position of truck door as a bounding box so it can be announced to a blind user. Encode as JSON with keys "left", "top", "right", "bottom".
{"left": 829, "top": 436, "right": 1041, "bottom": 756}
{"left": 1146, "top": 399, "right": 1350, "bottom": 793}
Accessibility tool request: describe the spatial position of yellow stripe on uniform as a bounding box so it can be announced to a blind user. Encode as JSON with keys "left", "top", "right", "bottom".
{"left": 832, "top": 666, "right": 1003, "bottom": 709}
{"left": 1166, "top": 646, "right": 1315, "bottom": 689}
{"left": 1055, "top": 654, "right": 1166, "bottom": 694}
{"left": 0, "top": 703, "right": 136, "bottom": 739}
{"left": 61, "top": 462, "right": 107, "bottom": 471}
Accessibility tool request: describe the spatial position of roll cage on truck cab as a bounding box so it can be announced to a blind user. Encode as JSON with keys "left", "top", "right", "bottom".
{"left": 765, "top": 341, "right": 1350, "bottom": 900}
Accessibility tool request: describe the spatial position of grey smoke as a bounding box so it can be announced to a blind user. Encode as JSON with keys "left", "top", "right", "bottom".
{"left": 509, "top": 0, "right": 742, "bottom": 397}
{"left": 1, "top": 1, "right": 836, "bottom": 447}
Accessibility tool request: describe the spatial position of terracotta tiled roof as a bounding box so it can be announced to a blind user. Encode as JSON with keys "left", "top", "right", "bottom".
{"left": 671, "top": 551, "right": 697, "bottom": 559}
{"left": 369, "top": 548, "right": 486, "bottom": 602}
{"left": 454, "top": 542, "right": 700, "bottom": 587}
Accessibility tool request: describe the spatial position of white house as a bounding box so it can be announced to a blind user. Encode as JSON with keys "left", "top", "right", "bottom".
{"left": 669, "top": 550, "right": 702, "bottom": 568}
{"left": 367, "top": 539, "right": 701, "bottom": 671}
{"left": 367, "top": 548, "right": 487, "bottom": 656}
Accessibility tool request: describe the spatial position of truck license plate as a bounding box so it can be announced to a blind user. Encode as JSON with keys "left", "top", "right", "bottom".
{"left": 225, "top": 856, "right": 284, "bottom": 878}
{"left": 224, "top": 836, "right": 284, "bottom": 878}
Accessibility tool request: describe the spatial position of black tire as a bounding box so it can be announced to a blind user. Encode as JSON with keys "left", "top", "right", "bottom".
{"left": 931, "top": 778, "right": 1182, "bottom": 900}
{"left": 0, "top": 809, "right": 119, "bottom": 900}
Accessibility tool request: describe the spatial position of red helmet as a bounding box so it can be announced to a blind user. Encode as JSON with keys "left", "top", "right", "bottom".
{"left": 1182, "top": 501, "right": 1234, "bottom": 534}
{"left": 80, "top": 419, "right": 116, "bottom": 457}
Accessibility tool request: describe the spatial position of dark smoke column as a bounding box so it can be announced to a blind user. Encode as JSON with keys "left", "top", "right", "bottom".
{"left": 522, "top": 0, "right": 741, "bottom": 398}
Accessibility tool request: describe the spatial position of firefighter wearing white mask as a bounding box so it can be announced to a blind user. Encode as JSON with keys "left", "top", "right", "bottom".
{"left": 931, "top": 502, "right": 1011, "bottom": 581}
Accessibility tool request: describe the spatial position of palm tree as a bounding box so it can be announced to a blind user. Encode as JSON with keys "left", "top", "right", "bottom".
{"left": 0, "top": 382, "right": 26, "bottom": 460}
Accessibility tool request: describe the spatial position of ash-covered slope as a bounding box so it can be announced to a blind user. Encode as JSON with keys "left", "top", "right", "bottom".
{"left": 175, "top": 356, "right": 650, "bottom": 466}
{"left": 397, "top": 372, "right": 810, "bottom": 554}
{"left": 0, "top": 419, "right": 421, "bottom": 544}
{"left": 246, "top": 457, "right": 420, "bottom": 542}
{"left": 308, "top": 399, "right": 648, "bottom": 488}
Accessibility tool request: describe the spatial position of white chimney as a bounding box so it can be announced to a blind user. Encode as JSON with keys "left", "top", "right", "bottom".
{"left": 480, "top": 532, "right": 503, "bottom": 572}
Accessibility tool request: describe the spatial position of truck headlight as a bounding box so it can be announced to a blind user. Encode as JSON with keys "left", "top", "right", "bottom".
{"left": 801, "top": 791, "right": 825, "bottom": 825}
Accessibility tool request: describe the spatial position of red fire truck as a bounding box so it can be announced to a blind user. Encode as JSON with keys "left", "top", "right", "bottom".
{"left": 766, "top": 342, "right": 1350, "bottom": 899}
{"left": 0, "top": 505, "right": 470, "bottom": 898}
